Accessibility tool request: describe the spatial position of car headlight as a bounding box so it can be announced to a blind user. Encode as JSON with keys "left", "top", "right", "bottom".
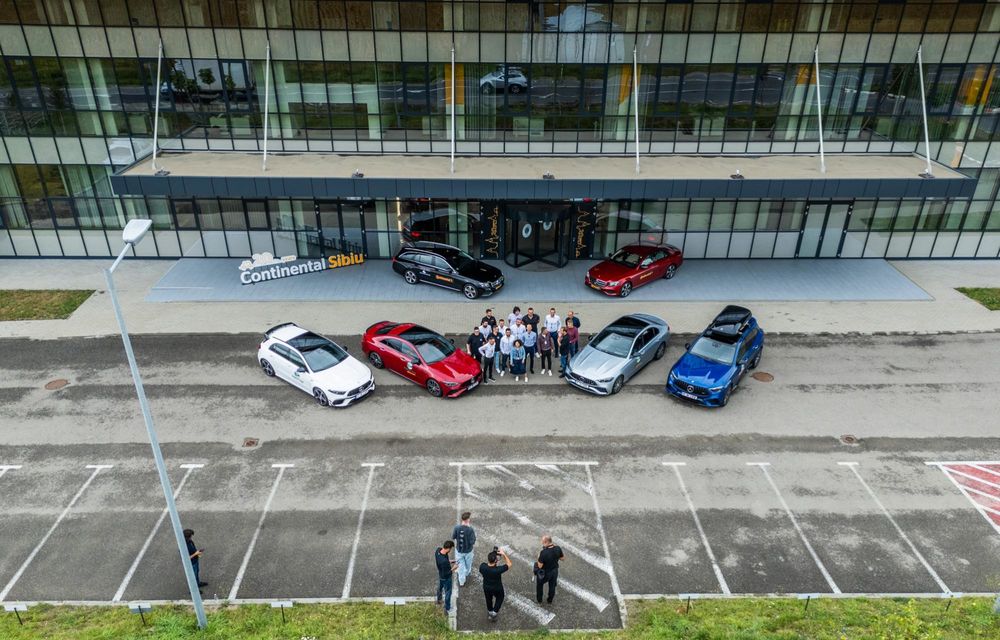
{"left": 669, "top": 371, "right": 677, "bottom": 380}
{"left": 444, "top": 381, "right": 460, "bottom": 388}
{"left": 597, "top": 377, "right": 614, "bottom": 383}
{"left": 479, "top": 281, "right": 492, "bottom": 289}
{"left": 606, "top": 280, "right": 620, "bottom": 286}
{"left": 328, "top": 388, "right": 347, "bottom": 396}
{"left": 709, "top": 385, "right": 726, "bottom": 392}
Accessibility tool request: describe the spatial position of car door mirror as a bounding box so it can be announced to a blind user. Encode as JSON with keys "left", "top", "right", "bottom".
{"left": 296, "top": 366, "right": 306, "bottom": 374}
{"left": 684, "top": 343, "right": 691, "bottom": 350}
{"left": 405, "top": 359, "right": 415, "bottom": 371}
{"left": 640, "top": 259, "right": 652, "bottom": 269}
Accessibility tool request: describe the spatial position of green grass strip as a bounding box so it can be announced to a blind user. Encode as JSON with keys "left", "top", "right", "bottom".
{"left": 0, "top": 289, "right": 94, "bottom": 321}
{"left": 956, "top": 287, "right": 1000, "bottom": 311}
{"left": 1, "top": 598, "right": 998, "bottom": 639}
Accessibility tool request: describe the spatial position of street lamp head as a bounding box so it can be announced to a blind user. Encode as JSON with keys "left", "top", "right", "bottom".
{"left": 122, "top": 219, "right": 153, "bottom": 246}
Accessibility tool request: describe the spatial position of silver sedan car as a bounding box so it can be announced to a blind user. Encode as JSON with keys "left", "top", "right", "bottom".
{"left": 563, "top": 313, "right": 670, "bottom": 395}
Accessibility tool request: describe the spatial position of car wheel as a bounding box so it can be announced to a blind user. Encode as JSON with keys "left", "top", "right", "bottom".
{"left": 619, "top": 282, "right": 632, "bottom": 298}
{"left": 480, "top": 83, "right": 494, "bottom": 94}
{"left": 720, "top": 384, "right": 732, "bottom": 407}
{"left": 403, "top": 270, "right": 419, "bottom": 285}
{"left": 313, "top": 388, "right": 330, "bottom": 407}
{"left": 426, "top": 379, "right": 443, "bottom": 398}
{"left": 750, "top": 347, "right": 762, "bottom": 370}
{"left": 260, "top": 359, "right": 275, "bottom": 377}
{"left": 509, "top": 84, "right": 523, "bottom": 94}
{"left": 463, "top": 284, "right": 479, "bottom": 300}
{"left": 664, "top": 264, "right": 677, "bottom": 279}
{"left": 610, "top": 376, "right": 624, "bottom": 395}
{"left": 653, "top": 342, "right": 666, "bottom": 361}
{"left": 368, "top": 351, "right": 384, "bottom": 369}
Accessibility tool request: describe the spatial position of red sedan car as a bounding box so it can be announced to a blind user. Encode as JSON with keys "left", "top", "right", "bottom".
{"left": 362, "top": 321, "right": 482, "bottom": 397}
{"left": 585, "top": 244, "right": 683, "bottom": 298}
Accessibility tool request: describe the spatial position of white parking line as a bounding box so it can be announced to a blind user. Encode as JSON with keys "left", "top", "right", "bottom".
{"left": 926, "top": 462, "right": 1000, "bottom": 537}
{"left": 0, "top": 465, "right": 111, "bottom": 601}
{"left": 471, "top": 572, "right": 555, "bottom": 626}
{"left": 662, "top": 462, "right": 730, "bottom": 595}
{"left": 938, "top": 468, "right": 1000, "bottom": 492}
{"left": 449, "top": 461, "right": 598, "bottom": 467}
{"left": 488, "top": 465, "right": 564, "bottom": 502}
{"left": 341, "top": 463, "right": 382, "bottom": 599}
{"left": 451, "top": 464, "right": 462, "bottom": 631}
{"left": 840, "top": 462, "right": 950, "bottom": 593}
{"left": 112, "top": 464, "right": 204, "bottom": 602}
{"left": 498, "top": 544, "right": 611, "bottom": 612}
{"left": 585, "top": 464, "right": 626, "bottom": 626}
{"left": 536, "top": 464, "right": 594, "bottom": 495}
{"left": 0, "top": 465, "right": 22, "bottom": 478}
{"left": 228, "top": 464, "right": 293, "bottom": 601}
{"left": 968, "top": 464, "right": 1000, "bottom": 480}
{"left": 748, "top": 462, "right": 841, "bottom": 594}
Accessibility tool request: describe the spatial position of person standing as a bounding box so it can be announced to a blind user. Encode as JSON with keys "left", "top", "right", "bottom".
{"left": 452, "top": 512, "right": 477, "bottom": 587}
{"left": 499, "top": 327, "right": 514, "bottom": 377}
{"left": 511, "top": 339, "right": 527, "bottom": 382}
{"left": 480, "top": 547, "right": 511, "bottom": 623}
{"left": 558, "top": 328, "right": 571, "bottom": 377}
{"left": 435, "top": 540, "right": 457, "bottom": 613}
{"left": 466, "top": 326, "right": 484, "bottom": 366}
{"left": 566, "top": 321, "right": 579, "bottom": 360}
{"left": 544, "top": 308, "right": 562, "bottom": 357}
{"left": 478, "top": 336, "right": 496, "bottom": 383}
{"left": 184, "top": 529, "right": 208, "bottom": 590}
{"left": 481, "top": 308, "right": 497, "bottom": 329}
{"left": 535, "top": 535, "right": 564, "bottom": 604}
{"left": 507, "top": 306, "right": 522, "bottom": 328}
{"left": 522, "top": 307, "right": 540, "bottom": 334}
{"left": 537, "top": 327, "right": 553, "bottom": 376}
{"left": 491, "top": 325, "right": 503, "bottom": 375}
{"left": 478, "top": 318, "right": 492, "bottom": 338}
{"left": 566, "top": 310, "right": 582, "bottom": 357}
{"left": 511, "top": 317, "right": 527, "bottom": 343}
{"left": 523, "top": 324, "right": 537, "bottom": 375}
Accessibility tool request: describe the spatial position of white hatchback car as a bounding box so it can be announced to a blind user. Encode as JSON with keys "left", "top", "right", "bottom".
{"left": 258, "top": 323, "right": 375, "bottom": 407}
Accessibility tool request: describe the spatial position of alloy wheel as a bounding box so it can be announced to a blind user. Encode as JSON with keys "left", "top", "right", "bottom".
{"left": 463, "top": 284, "right": 479, "bottom": 299}
{"left": 313, "top": 388, "right": 329, "bottom": 406}
{"left": 665, "top": 265, "right": 677, "bottom": 279}
{"left": 404, "top": 270, "right": 418, "bottom": 284}
{"left": 426, "top": 379, "right": 443, "bottom": 397}
{"left": 611, "top": 376, "right": 624, "bottom": 394}
{"left": 750, "top": 348, "right": 762, "bottom": 370}
{"left": 654, "top": 342, "right": 666, "bottom": 360}
{"left": 260, "top": 359, "right": 275, "bottom": 377}
{"left": 619, "top": 282, "right": 632, "bottom": 298}
{"left": 368, "top": 352, "right": 384, "bottom": 369}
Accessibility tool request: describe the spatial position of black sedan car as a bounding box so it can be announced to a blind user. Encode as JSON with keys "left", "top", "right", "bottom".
{"left": 392, "top": 242, "right": 504, "bottom": 299}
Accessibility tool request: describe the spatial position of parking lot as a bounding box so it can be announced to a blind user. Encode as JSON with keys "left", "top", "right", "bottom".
{"left": 2, "top": 441, "right": 999, "bottom": 632}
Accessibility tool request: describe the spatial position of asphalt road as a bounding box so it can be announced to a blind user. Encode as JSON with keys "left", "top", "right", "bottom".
{"left": 1, "top": 332, "right": 999, "bottom": 632}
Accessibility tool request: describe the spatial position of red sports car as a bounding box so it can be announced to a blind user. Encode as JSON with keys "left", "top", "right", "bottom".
{"left": 362, "top": 321, "right": 482, "bottom": 397}
{"left": 585, "top": 244, "right": 683, "bottom": 298}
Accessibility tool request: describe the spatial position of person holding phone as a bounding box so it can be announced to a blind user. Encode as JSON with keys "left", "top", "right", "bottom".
{"left": 480, "top": 546, "right": 511, "bottom": 622}
{"left": 184, "top": 529, "right": 208, "bottom": 591}
{"left": 435, "top": 540, "right": 458, "bottom": 613}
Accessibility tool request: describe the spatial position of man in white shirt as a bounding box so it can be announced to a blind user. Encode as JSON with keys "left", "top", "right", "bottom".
{"left": 544, "top": 308, "right": 561, "bottom": 357}
{"left": 498, "top": 328, "right": 514, "bottom": 377}
{"left": 511, "top": 318, "right": 527, "bottom": 342}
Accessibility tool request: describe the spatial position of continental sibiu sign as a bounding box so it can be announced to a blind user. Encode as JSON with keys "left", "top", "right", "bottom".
{"left": 238, "top": 251, "right": 364, "bottom": 285}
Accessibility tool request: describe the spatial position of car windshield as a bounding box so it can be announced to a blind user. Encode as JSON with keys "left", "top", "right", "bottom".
{"left": 448, "top": 250, "right": 475, "bottom": 271}
{"left": 689, "top": 337, "right": 737, "bottom": 365}
{"left": 589, "top": 328, "right": 635, "bottom": 358}
{"left": 402, "top": 327, "right": 456, "bottom": 364}
{"left": 298, "top": 340, "right": 349, "bottom": 372}
{"left": 610, "top": 249, "right": 643, "bottom": 268}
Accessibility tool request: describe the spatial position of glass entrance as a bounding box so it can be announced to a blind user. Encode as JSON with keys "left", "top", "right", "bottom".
{"left": 316, "top": 200, "right": 367, "bottom": 256}
{"left": 797, "top": 202, "right": 852, "bottom": 258}
{"left": 503, "top": 202, "right": 572, "bottom": 268}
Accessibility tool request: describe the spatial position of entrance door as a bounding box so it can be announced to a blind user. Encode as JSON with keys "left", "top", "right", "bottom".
{"left": 797, "top": 202, "right": 852, "bottom": 258}
{"left": 316, "top": 200, "right": 367, "bottom": 257}
{"left": 504, "top": 202, "right": 572, "bottom": 268}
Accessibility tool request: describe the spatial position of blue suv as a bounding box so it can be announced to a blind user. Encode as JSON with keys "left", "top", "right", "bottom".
{"left": 665, "top": 306, "right": 764, "bottom": 407}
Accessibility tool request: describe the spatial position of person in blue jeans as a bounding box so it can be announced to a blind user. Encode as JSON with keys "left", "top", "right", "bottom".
{"left": 452, "top": 512, "right": 477, "bottom": 586}
{"left": 184, "top": 528, "right": 208, "bottom": 591}
{"left": 435, "top": 540, "right": 457, "bottom": 612}
{"left": 558, "top": 327, "right": 571, "bottom": 378}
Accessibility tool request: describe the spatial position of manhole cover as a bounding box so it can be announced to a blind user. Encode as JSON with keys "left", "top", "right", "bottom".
{"left": 840, "top": 434, "right": 861, "bottom": 446}
{"left": 242, "top": 437, "right": 259, "bottom": 448}
{"left": 45, "top": 379, "right": 69, "bottom": 390}
{"left": 751, "top": 372, "right": 774, "bottom": 382}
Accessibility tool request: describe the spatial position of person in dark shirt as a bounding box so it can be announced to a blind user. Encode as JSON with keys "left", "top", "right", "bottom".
{"left": 521, "top": 307, "right": 540, "bottom": 333}
{"left": 183, "top": 528, "right": 208, "bottom": 591}
{"left": 481, "top": 308, "right": 497, "bottom": 328}
{"left": 435, "top": 540, "right": 457, "bottom": 612}
{"left": 535, "top": 535, "right": 564, "bottom": 604}
{"left": 466, "top": 326, "right": 484, "bottom": 365}
{"left": 479, "top": 547, "right": 511, "bottom": 622}
{"left": 557, "top": 328, "right": 571, "bottom": 378}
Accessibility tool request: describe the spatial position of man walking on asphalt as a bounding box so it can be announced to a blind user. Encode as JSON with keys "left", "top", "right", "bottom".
{"left": 480, "top": 546, "right": 511, "bottom": 622}
{"left": 184, "top": 529, "right": 208, "bottom": 592}
{"left": 452, "top": 511, "right": 477, "bottom": 586}
{"left": 435, "top": 540, "right": 457, "bottom": 613}
{"left": 535, "top": 535, "right": 564, "bottom": 604}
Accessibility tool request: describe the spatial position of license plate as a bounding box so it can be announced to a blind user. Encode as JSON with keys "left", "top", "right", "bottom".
{"left": 589, "top": 283, "right": 600, "bottom": 290}
{"left": 679, "top": 391, "right": 697, "bottom": 400}
{"left": 494, "top": 283, "right": 502, "bottom": 290}
{"left": 468, "top": 380, "right": 479, "bottom": 390}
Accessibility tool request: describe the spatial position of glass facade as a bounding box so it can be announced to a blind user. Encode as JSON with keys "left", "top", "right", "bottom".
{"left": 2, "top": 1, "right": 999, "bottom": 260}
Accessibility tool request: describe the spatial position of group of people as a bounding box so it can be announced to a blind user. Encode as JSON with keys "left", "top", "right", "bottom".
{"left": 466, "top": 306, "right": 582, "bottom": 384}
{"left": 435, "top": 512, "right": 565, "bottom": 622}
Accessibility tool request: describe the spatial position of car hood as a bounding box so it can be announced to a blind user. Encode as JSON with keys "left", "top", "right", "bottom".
{"left": 569, "top": 345, "right": 625, "bottom": 379}
{"left": 458, "top": 261, "right": 503, "bottom": 282}
{"left": 588, "top": 261, "right": 637, "bottom": 282}
{"left": 430, "top": 351, "right": 481, "bottom": 380}
{"left": 671, "top": 352, "right": 733, "bottom": 387}
{"left": 311, "top": 356, "right": 372, "bottom": 391}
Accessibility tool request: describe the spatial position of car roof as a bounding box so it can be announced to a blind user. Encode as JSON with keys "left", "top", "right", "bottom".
{"left": 399, "top": 242, "right": 466, "bottom": 259}
{"left": 615, "top": 244, "right": 670, "bottom": 256}
{"left": 265, "top": 323, "right": 306, "bottom": 342}
{"left": 606, "top": 315, "right": 650, "bottom": 335}
{"left": 705, "top": 306, "right": 754, "bottom": 343}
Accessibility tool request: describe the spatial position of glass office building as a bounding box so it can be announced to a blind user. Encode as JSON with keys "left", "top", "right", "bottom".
{"left": 1, "top": 1, "right": 999, "bottom": 265}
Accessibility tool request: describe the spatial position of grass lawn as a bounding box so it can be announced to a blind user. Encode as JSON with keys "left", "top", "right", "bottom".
{"left": 1, "top": 598, "right": 998, "bottom": 640}
{"left": 956, "top": 287, "right": 1000, "bottom": 311}
{"left": 0, "top": 289, "right": 94, "bottom": 321}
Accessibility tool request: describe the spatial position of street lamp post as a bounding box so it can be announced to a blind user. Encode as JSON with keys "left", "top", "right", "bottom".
{"left": 105, "top": 219, "right": 208, "bottom": 629}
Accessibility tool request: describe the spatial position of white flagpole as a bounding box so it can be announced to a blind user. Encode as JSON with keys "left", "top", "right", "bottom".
{"left": 814, "top": 46, "right": 826, "bottom": 174}
{"left": 151, "top": 40, "right": 163, "bottom": 173}
{"left": 450, "top": 46, "right": 456, "bottom": 174}
{"left": 262, "top": 41, "right": 271, "bottom": 173}
{"left": 916, "top": 45, "right": 934, "bottom": 177}
{"left": 633, "top": 46, "right": 640, "bottom": 175}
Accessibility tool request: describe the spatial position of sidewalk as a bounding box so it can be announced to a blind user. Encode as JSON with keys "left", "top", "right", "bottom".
{"left": 1, "top": 258, "right": 998, "bottom": 339}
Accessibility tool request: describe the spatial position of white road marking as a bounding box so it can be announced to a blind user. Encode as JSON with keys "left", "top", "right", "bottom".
{"left": 488, "top": 465, "right": 562, "bottom": 502}
{"left": 449, "top": 461, "right": 598, "bottom": 467}
{"left": 840, "top": 462, "right": 950, "bottom": 593}
{"left": 463, "top": 482, "right": 611, "bottom": 574}
{"left": 451, "top": 464, "right": 462, "bottom": 631}
{"left": 228, "top": 464, "right": 292, "bottom": 600}
{"left": 0, "top": 465, "right": 111, "bottom": 601}
{"left": 748, "top": 462, "right": 841, "bottom": 594}
{"left": 968, "top": 464, "right": 1000, "bottom": 480}
{"left": 113, "top": 464, "right": 203, "bottom": 602}
{"left": 927, "top": 462, "right": 1000, "bottom": 537}
{"left": 536, "top": 464, "right": 594, "bottom": 495}
{"left": 923, "top": 461, "right": 1000, "bottom": 466}
{"left": 0, "top": 464, "right": 22, "bottom": 478}
{"left": 940, "top": 467, "right": 1000, "bottom": 491}
{"left": 341, "top": 463, "right": 382, "bottom": 599}
{"left": 585, "top": 464, "right": 626, "bottom": 626}
{"left": 471, "top": 572, "right": 555, "bottom": 626}
{"left": 662, "top": 462, "right": 730, "bottom": 595}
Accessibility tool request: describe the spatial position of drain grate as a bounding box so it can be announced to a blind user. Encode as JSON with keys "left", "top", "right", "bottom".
{"left": 44, "top": 379, "right": 69, "bottom": 390}
{"left": 242, "top": 437, "right": 259, "bottom": 448}
{"left": 839, "top": 434, "right": 860, "bottom": 446}
{"left": 751, "top": 372, "right": 774, "bottom": 382}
